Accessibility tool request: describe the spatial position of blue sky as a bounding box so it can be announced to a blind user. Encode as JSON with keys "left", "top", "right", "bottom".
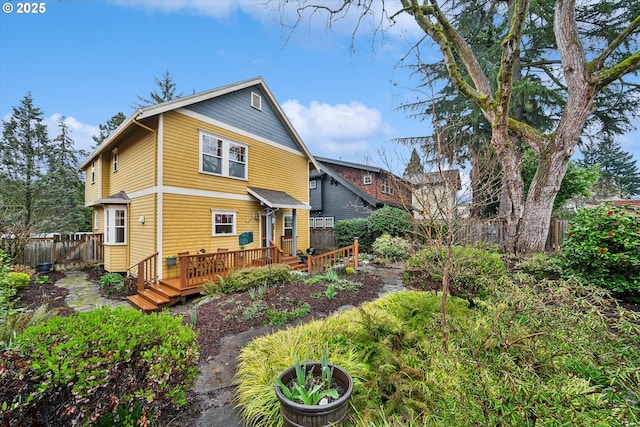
{"left": 1, "top": 0, "right": 638, "bottom": 175}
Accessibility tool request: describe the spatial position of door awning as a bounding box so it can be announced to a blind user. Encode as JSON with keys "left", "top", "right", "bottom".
{"left": 247, "top": 187, "right": 310, "bottom": 210}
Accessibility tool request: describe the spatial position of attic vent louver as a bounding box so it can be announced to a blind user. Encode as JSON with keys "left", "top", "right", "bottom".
{"left": 251, "top": 92, "right": 262, "bottom": 110}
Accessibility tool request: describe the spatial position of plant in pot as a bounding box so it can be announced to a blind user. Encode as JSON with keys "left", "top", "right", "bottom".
{"left": 275, "top": 351, "right": 353, "bottom": 427}
{"left": 165, "top": 255, "right": 177, "bottom": 267}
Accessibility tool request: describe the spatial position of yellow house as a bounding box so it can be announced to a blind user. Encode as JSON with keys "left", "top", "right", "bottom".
{"left": 79, "top": 77, "right": 319, "bottom": 309}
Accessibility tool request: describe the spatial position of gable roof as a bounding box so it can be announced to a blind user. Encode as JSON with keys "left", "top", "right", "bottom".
{"left": 313, "top": 158, "right": 384, "bottom": 207}
{"left": 247, "top": 187, "right": 310, "bottom": 210}
{"left": 79, "top": 77, "right": 319, "bottom": 171}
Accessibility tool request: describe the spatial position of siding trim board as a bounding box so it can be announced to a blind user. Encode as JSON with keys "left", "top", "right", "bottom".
{"left": 178, "top": 108, "right": 307, "bottom": 160}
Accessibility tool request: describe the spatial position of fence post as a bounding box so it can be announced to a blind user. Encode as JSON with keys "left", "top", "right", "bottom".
{"left": 353, "top": 238, "right": 359, "bottom": 269}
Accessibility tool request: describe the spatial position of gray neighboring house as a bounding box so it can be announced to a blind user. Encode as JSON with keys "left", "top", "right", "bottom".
{"left": 309, "top": 157, "right": 411, "bottom": 230}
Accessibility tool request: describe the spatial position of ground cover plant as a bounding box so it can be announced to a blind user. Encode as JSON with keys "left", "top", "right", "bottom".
{"left": 235, "top": 271, "right": 640, "bottom": 426}
{"left": 0, "top": 306, "right": 200, "bottom": 426}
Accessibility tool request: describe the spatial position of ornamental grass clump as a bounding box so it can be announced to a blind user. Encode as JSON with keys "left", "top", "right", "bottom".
{"left": 557, "top": 204, "right": 640, "bottom": 293}
{"left": 235, "top": 276, "right": 640, "bottom": 426}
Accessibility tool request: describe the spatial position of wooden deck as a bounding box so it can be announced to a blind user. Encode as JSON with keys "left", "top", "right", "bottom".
{"left": 127, "top": 245, "right": 307, "bottom": 312}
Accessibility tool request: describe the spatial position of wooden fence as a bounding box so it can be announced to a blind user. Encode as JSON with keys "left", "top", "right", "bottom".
{"left": 310, "top": 229, "right": 338, "bottom": 251}
{"left": 1, "top": 233, "right": 103, "bottom": 269}
{"left": 455, "top": 218, "right": 569, "bottom": 252}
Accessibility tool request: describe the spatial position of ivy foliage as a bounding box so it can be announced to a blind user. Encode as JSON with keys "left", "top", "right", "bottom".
{"left": 0, "top": 306, "right": 199, "bottom": 426}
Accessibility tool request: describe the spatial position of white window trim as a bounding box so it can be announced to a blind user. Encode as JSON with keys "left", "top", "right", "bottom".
{"left": 251, "top": 91, "right": 262, "bottom": 110}
{"left": 309, "top": 218, "right": 315, "bottom": 228}
{"left": 314, "top": 217, "right": 325, "bottom": 228}
{"left": 200, "top": 130, "right": 248, "bottom": 180}
{"left": 94, "top": 211, "right": 99, "bottom": 230}
{"left": 112, "top": 149, "right": 118, "bottom": 173}
{"left": 283, "top": 214, "right": 293, "bottom": 236}
{"left": 309, "top": 180, "right": 317, "bottom": 189}
{"left": 363, "top": 175, "right": 372, "bottom": 185}
{"left": 90, "top": 161, "right": 95, "bottom": 184}
{"left": 324, "top": 217, "right": 335, "bottom": 228}
{"left": 212, "top": 209, "right": 237, "bottom": 236}
{"left": 104, "top": 205, "right": 127, "bottom": 245}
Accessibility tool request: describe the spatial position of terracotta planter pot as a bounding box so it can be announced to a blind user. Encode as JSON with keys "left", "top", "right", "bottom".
{"left": 275, "top": 362, "right": 353, "bottom": 427}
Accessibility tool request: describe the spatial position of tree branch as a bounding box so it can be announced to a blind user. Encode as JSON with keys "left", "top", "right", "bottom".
{"left": 591, "top": 14, "right": 640, "bottom": 72}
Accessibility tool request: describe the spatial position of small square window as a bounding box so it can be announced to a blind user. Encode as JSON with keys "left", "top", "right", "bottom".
{"left": 324, "top": 217, "right": 334, "bottom": 228}
{"left": 251, "top": 92, "right": 262, "bottom": 110}
{"left": 314, "top": 217, "right": 325, "bottom": 228}
{"left": 363, "top": 175, "right": 372, "bottom": 185}
{"left": 309, "top": 218, "right": 315, "bottom": 228}
{"left": 309, "top": 180, "right": 317, "bottom": 189}
{"left": 212, "top": 210, "right": 236, "bottom": 236}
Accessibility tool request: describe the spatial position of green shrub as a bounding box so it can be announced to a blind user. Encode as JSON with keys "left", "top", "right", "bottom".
{"left": 100, "top": 272, "right": 125, "bottom": 293}
{"left": 0, "top": 250, "right": 17, "bottom": 318}
{"left": 1, "top": 306, "right": 199, "bottom": 426}
{"left": 368, "top": 205, "right": 412, "bottom": 238}
{"left": 402, "top": 245, "right": 507, "bottom": 302}
{"left": 210, "top": 264, "right": 294, "bottom": 294}
{"left": 557, "top": 204, "right": 640, "bottom": 293}
{"left": 334, "top": 217, "right": 373, "bottom": 251}
{"left": 8, "top": 272, "right": 30, "bottom": 289}
{"left": 372, "top": 233, "right": 412, "bottom": 261}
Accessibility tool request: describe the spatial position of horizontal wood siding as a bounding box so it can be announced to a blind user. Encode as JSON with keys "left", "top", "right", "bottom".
{"left": 185, "top": 86, "right": 299, "bottom": 151}
{"left": 129, "top": 194, "right": 156, "bottom": 268}
{"left": 110, "top": 131, "right": 156, "bottom": 195}
{"left": 316, "top": 178, "right": 373, "bottom": 222}
{"left": 162, "top": 194, "right": 262, "bottom": 279}
{"left": 103, "top": 245, "right": 128, "bottom": 273}
{"left": 84, "top": 158, "right": 100, "bottom": 203}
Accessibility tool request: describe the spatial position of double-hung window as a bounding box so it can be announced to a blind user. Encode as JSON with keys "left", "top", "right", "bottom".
{"left": 283, "top": 214, "right": 293, "bottom": 237}
{"left": 212, "top": 210, "right": 236, "bottom": 236}
{"left": 201, "top": 131, "right": 248, "bottom": 179}
{"left": 104, "top": 206, "right": 126, "bottom": 244}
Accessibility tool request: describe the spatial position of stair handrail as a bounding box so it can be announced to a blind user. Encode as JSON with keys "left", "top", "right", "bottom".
{"left": 127, "top": 252, "right": 158, "bottom": 293}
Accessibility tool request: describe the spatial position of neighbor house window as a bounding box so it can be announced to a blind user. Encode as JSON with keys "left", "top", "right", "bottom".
{"left": 283, "top": 214, "right": 293, "bottom": 237}
{"left": 324, "top": 217, "right": 335, "bottom": 228}
{"left": 201, "top": 131, "right": 248, "bottom": 179}
{"left": 90, "top": 161, "right": 95, "bottom": 184}
{"left": 212, "top": 210, "right": 236, "bottom": 236}
{"left": 381, "top": 176, "right": 394, "bottom": 195}
{"left": 314, "top": 217, "right": 325, "bottom": 228}
{"left": 112, "top": 149, "right": 118, "bottom": 172}
{"left": 309, "top": 180, "right": 317, "bottom": 189}
{"left": 104, "top": 206, "right": 126, "bottom": 244}
{"left": 363, "top": 175, "right": 372, "bottom": 185}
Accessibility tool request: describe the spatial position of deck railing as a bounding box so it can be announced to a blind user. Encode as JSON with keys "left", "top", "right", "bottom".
{"left": 307, "top": 239, "right": 359, "bottom": 273}
{"left": 179, "top": 246, "right": 281, "bottom": 288}
{"left": 127, "top": 252, "right": 158, "bottom": 292}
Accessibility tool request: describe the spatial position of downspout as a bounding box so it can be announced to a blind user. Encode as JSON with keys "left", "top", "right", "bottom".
{"left": 156, "top": 114, "right": 164, "bottom": 278}
{"left": 291, "top": 209, "right": 297, "bottom": 256}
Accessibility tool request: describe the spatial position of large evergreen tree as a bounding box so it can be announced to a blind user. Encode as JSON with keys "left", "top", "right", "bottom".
{"left": 40, "top": 117, "right": 91, "bottom": 232}
{"left": 0, "top": 92, "right": 51, "bottom": 229}
{"left": 134, "top": 69, "right": 183, "bottom": 108}
{"left": 579, "top": 137, "right": 640, "bottom": 198}
{"left": 92, "top": 112, "right": 126, "bottom": 147}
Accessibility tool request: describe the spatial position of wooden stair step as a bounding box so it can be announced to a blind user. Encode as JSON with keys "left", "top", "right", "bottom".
{"left": 139, "top": 288, "right": 171, "bottom": 306}
{"left": 127, "top": 295, "right": 159, "bottom": 312}
{"left": 150, "top": 283, "right": 181, "bottom": 299}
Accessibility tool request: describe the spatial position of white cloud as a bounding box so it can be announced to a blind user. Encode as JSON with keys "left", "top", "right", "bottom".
{"left": 45, "top": 114, "right": 99, "bottom": 157}
{"left": 107, "top": 0, "right": 256, "bottom": 18}
{"left": 282, "top": 99, "right": 393, "bottom": 159}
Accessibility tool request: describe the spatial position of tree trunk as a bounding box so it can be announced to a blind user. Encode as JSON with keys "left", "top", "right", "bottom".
{"left": 516, "top": 150, "right": 571, "bottom": 252}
